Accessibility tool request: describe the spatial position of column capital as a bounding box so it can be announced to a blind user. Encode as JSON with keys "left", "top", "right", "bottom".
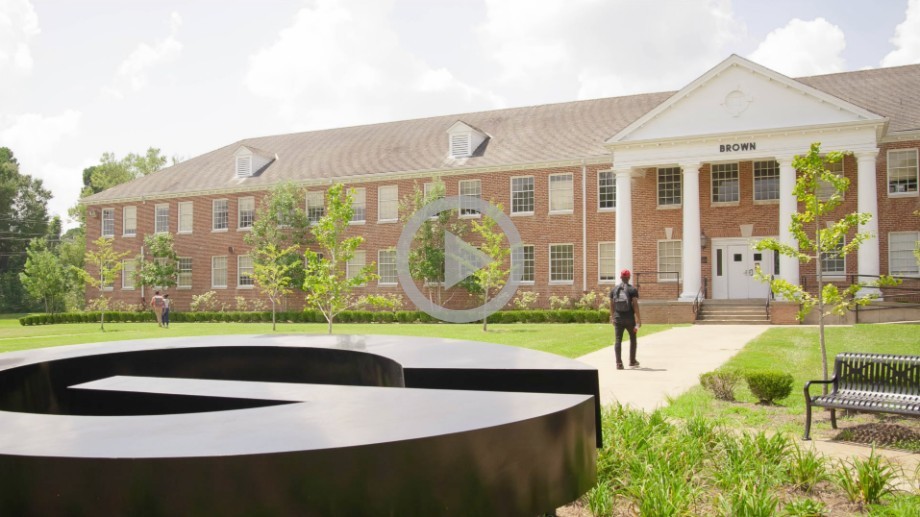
{"left": 679, "top": 163, "right": 701, "bottom": 173}
{"left": 775, "top": 156, "right": 795, "bottom": 168}
{"left": 855, "top": 148, "right": 879, "bottom": 160}
{"left": 614, "top": 167, "right": 633, "bottom": 178}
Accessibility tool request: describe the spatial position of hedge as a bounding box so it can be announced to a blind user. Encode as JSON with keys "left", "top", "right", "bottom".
{"left": 20, "top": 309, "right": 612, "bottom": 326}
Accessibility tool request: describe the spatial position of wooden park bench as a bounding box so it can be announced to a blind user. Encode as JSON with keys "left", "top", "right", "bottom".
{"left": 803, "top": 352, "right": 920, "bottom": 440}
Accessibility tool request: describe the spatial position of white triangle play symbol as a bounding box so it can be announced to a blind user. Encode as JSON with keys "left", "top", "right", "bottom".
{"left": 444, "top": 231, "right": 493, "bottom": 289}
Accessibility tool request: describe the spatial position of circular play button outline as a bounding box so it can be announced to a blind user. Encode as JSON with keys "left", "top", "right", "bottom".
{"left": 396, "top": 196, "right": 522, "bottom": 323}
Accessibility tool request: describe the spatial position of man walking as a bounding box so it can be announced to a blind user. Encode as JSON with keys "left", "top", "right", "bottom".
{"left": 610, "top": 269, "right": 641, "bottom": 370}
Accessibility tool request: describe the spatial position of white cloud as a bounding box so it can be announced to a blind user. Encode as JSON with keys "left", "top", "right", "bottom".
{"left": 245, "top": 0, "right": 502, "bottom": 130}
{"left": 0, "top": 110, "right": 83, "bottom": 221}
{"left": 108, "top": 11, "right": 183, "bottom": 96}
{"left": 478, "top": 0, "right": 744, "bottom": 102}
{"left": 882, "top": 0, "right": 920, "bottom": 67}
{"left": 748, "top": 18, "right": 846, "bottom": 77}
{"left": 0, "top": 0, "right": 39, "bottom": 75}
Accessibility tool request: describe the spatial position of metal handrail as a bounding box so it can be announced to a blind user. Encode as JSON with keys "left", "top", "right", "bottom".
{"left": 692, "top": 279, "right": 707, "bottom": 316}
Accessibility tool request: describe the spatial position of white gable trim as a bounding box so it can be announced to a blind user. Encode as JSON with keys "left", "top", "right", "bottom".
{"left": 447, "top": 120, "right": 488, "bottom": 158}
{"left": 606, "top": 54, "right": 886, "bottom": 146}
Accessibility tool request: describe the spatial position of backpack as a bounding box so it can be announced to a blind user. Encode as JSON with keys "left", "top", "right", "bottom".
{"left": 613, "top": 284, "right": 632, "bottom": 316}
{"left": 154, "top": 296, "right": 164, "bottom": 309}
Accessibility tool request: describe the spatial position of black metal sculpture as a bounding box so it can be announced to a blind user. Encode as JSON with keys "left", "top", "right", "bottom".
{"left": 0, "top": 335, "right": 600, "bottom": 516}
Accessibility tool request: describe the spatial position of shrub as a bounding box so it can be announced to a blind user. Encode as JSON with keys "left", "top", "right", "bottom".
{"left": 548, "top": 295, "right": 571, "bottom": 310}
{"left": 190, "top": 291, "right": 221, "bottom": 312}
{"left": 700, "top": 369, "right": 742, "bottom": 401}
{"left": 745, "top": 370, "right": 794, "bottom": 405}
{"left": 512, "top": 291, "right": 539, "bottom": 310}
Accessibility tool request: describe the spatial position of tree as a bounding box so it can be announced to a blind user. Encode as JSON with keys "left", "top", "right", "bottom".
{"left": 244, "top": 182, "right": 312, "bottom": 303}
{"left": 0, "top": 147, "right": 51, "bottom": 312}
{"left": 250, "top": 243, "right": 301, "bottom": 331}
{"left": 77, "top": 236, "right": 131, "bottom": 330}
{"left": 19, "top": 238, "right": 67, "bottom": 313}
{"left": 469, "top": 206, "right": 511, "bottom": 331}
{"left": 754, "top": 142, "right": 897, "bottom": 390}
{"left": 303, "top": 184, "right": 377, "bottom": 334}
{"left": 135, "top": 233, "right": 178, "bottom": 292}
{"left": 398, "top": 178, "right": 469, "bottom": 305}
{"left": 58, "top": 227, "right": 86, "bottom": 311}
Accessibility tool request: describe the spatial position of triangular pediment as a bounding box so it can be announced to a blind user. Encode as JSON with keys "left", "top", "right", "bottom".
{"left": 607, "top": 55, "right": 884, "bottom": 144}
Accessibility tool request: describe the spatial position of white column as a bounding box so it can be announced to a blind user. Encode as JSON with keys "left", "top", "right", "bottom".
{"left": 856, "top": 149, "right": 881, "bottom": 298}
{"left": 614, "top": 168, "right": 633, "bottom": 275}
{"left": 679, "top": 163, "right": 702, "bottom": 301}
{"left": 777, "top": 157, "right": 799, "bottom": 290}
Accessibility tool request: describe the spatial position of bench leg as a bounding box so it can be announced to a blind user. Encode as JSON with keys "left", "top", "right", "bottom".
{"left": 804, "top": 401, "right": 812, "bottom": 441}
{"left": 830, "top": 408, "right": 837, "bottom": 430}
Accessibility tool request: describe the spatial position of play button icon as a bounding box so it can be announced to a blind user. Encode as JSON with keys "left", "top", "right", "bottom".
{"left": 397, "top": 196, "right": 522, "bottom": 323}
{"left": 444, "top": 231, "right": 493, "bottom": 289}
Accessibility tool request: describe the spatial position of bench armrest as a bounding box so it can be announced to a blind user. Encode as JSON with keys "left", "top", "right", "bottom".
{"left": 804, "top": 377, "right": 837, "bottom": 401}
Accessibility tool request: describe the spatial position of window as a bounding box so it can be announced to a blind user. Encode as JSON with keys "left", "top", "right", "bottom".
{"left": 123, "top": 206, "right": 136, "bottom": 236}
{"left": 378, "top": 249, "right": 397, "bottom": 285}
{"left": 155, "top": 204, "right": 169, "bottom": 234}
{"left": 511, "top": 244, "right": 535, "bottom": 283}
{"left": 711, "top": 163, "right": 739, "bottom": 203}
{"left": 598, "top": 242, "right": 616, "bottom": 282}
{"left": 817, "top": 159, "right": 844, "bottom": 201}
{"left": 211, "top": 256, "right": 227, "bottom": 288}
{"left": 212, "top": 199, "right": 229, "bottom": 231}
{"left": 820, "top": 237, "right": 845, "bottom": 276}
{"left": 598, "top": 171, "right": 616, "bottom": 210}
{"left": 378, "top": 185, "right": 398, "bottom": 221}
{"left": 511, "top": 176, "right": 534, "bottom": 214}
{"left": 101, "top": 208, "right": 115, "bottom": 237}
{"left": 351, "top": 188, "right": 366, "bottom": 223}
{"left": 889, "top": 232, "right": 920, "bottom": 276}
{"left": 238, "top": 255, "right": 254, "bottom": 287}
{"left": 549, "top": 174, "right": 574, "bottom": 213}
{"left": 347, "top": 250, "right": 366, "bottom": 284}
{"left": 658, "top": 240, "right": 682, "bottom": 282}
{"left": 307, "top": 191, "right": 325, "bottom": 224}
{"left": 459, "top": 179, "right": 480, "bottom": 216}
{"left": 549, "top": 244, "right": 574, "bottom": 283}
{"left": 658, "top": 167, "right": 682, "bottom": 206}
{"left": 424, "top": 181, "right": 444, "bottom": 202}
{"left": 177, "top": 258, "right": 192, "bottom": 289}
{"left": 238, "top": 197, "right": 255, "bottom": 229}
{"left": 178, "top": 202, "right": 193, "bottom": 233}
{"left": 888, "top": 149, "right": 918, "bottom": 195}
{"left": 122, "top": 259, "right": 135, "bottom": 289}
{"left": 753, "top": 160, "right": 780, "bottom": 201}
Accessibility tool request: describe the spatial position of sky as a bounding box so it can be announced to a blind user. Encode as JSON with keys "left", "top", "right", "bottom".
{"left": 2, "top": 0, "right": 920, "bottom": 230}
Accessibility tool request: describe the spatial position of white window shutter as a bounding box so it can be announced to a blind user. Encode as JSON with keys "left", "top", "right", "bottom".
{"left": 450, "top": 133, "right": 471, "bottom": 158}
{"left": 236, "top": 156, "right": 252, "bottom": 177}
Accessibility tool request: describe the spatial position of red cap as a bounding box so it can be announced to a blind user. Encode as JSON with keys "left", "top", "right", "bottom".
{"left": 620, "top": 269, "right": 631, "bottom": 278}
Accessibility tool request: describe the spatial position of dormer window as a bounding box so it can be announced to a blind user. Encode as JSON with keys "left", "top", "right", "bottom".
{"left": 233, "top": 145, "right": 275, "bottom": 178}
{"left": 447, "top": 121, "right": 487, "bottom": 159}
{"left": 236, "top": 156, "right": 252, "bottom": 177}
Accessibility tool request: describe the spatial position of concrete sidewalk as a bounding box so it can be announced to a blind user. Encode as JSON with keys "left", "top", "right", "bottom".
{"left": 576, "top": 325, "right": 919, "bottom": 484}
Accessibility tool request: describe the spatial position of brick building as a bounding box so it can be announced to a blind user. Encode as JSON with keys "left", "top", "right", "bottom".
{"left": 82, "top": 55, "right": 920, "bottom": 322}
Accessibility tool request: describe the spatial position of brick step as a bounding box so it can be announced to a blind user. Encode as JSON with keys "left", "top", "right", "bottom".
{"left": 695, "top": 319, "right": 770, "bottom": 325}
{"left": 697, "top": 313, "right": 769, "bottom": 321}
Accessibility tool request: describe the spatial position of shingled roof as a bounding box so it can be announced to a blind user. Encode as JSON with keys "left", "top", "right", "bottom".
{"left": 84, "top": 63, "right": 920, "bottom": 204}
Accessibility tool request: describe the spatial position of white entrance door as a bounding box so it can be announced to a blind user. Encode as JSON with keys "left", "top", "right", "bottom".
{"left": 712, "top": 239, "right": 774, "bottom": 299}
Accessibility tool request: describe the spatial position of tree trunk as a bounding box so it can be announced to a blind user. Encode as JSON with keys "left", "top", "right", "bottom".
{"left": 271, "top": 299, "right": 276, "bottom": 331}
{"left": 816, "top": 218, "right": 829, "bottom": 395}
{"left": 327, "top": 318, "right": 333, "bottom": 335}
{"left": 100, "top": 311, "right": 105, "bottom": 331}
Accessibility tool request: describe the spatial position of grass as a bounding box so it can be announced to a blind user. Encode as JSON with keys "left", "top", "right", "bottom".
{"left": 0, "top": 315, "right": 674, "bottom": 358}
{"left": 662, "top": 325, "right": 920, "bottom": 436}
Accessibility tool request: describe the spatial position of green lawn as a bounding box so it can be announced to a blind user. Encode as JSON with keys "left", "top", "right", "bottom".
{"left": 0, "top": 315, "right": 674, "bottom": 358}
{"left": 663, "top": 324, "right": 920, "bottom": 436}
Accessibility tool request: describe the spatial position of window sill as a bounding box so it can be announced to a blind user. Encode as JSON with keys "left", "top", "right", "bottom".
{"left": 122, "top": 287, "right": 136, "bottom": 291}
{"left": 349, "top": 220, "right": 366, "bottom": 225}
{"left": 549, "top": 210, "right": 574, "bottom": 215}
{"left": 598, "top": 208, "right": 616, "bottom": 213}
{"left": 123, "top": 233, "right": 137, "bottom": 238}
{"left": 237, "top": 285, "right": 254, "bottom": 289}
{"left": 549, "top": 280, "right": 574, "bottom": 285}
{"left": 599, "top": 279, "right": 616, "bottom": 284}
{"left": 177, "top": 286, "right": 192, "bottom": 290}
{"left": 518, "top": 281, "right": 535, "bottom": 286}
{"left": 711, "top": 201, "right": 740, "bottom": 207}
{"left": 377, "top": 219, "right": 398, "bottom": 224}
{"left": 753, "top": 199, "right": 780, "bottom": 205}
{"left": 211, "top": 229, "right": 229, "bottom": 233}
{"left": 101, "top": 234, "right": 115, "bottom": 239}
{"left": 178, "top": 230, "right": 193, "bottom": 235}
{"left": 511, "top": 211, "right": 534, "bottom": 217}
{"left": 237, "top": 227, "right": 252, "bottom": 232}
{"left": 378, "top": 282, "right": 398, "bottom": 287}
{"left": 155, "top": 231, "right": 170, "bottom": 235}
{"left": 657, "top": 204, "right": 682, "bottom": 210}
{"left": 211, "top": 286, "right": 227, "bottom": 289}
{"left": 888, "top": 191, "right": 918, "bottom": 198}
{"left": 459, "top": 214, "right": 481, "bottom": 219}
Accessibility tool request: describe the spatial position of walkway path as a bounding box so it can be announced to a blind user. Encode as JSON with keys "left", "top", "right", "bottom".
{"left": 576, "top": 325, "right": 918, "bottom": 484}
